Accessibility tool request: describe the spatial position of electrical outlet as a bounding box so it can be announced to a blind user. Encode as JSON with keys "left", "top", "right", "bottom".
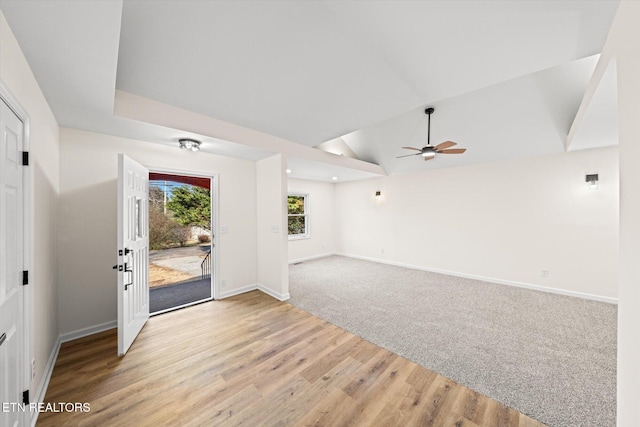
{"left": 381, "top": 248, "right": 385, "bottom": 255}
{"left": 541, "top": 269, "right": 549, "bottom": 278}
{"left": 221, "top": 279, "right": 227, "bottom": 287}
{"left": 31, "top": 358, "right": 36, "bottom": 380}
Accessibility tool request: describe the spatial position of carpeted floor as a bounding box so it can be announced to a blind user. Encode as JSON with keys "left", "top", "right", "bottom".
{"left": 288, "top": 256, "right": 617, "bottom": 427}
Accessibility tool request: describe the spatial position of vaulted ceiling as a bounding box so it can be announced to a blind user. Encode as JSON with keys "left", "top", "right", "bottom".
{"left": 0, "top": 0, "right": 620, "bottom": 180}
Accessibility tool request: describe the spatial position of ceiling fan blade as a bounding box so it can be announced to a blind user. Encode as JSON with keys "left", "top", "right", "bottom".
{"left": 396, "top": 153, "right": 421, "bottom": 158}
{"left": 438, "top": 148, "right": 466, "bottom": 154}
{"left": 401, "top": 146, "right": 422, "bottom": 151}
{"left": 434, "top": 141, "right": 457, "bottom": 151}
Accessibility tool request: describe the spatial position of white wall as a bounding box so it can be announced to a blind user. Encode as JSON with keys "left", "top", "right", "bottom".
{"left": 612, "top": 1, "right": 640, "bottom": 424}
{"left": 58, "top": 128, "right": 258, "bottom": 333}
{"left": 0, "top": 10, "right": 60, "bottom": 406}
{"left": 287, "top": 178, "right": 337, "bottom": 262}
{"left": 335, "top": 147, "right": 619, "bottom": 300}
{"left": 256, "top": 154, "right": 289, "bottom": 300}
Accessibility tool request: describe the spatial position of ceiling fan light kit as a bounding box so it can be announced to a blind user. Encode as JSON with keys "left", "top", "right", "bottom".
{"left": 397, "top": 107, "right": 466, "bottom": 162}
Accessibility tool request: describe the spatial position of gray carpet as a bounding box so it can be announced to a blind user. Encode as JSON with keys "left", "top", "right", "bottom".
{"left": 288, "top": 256, "right": 617, "bottom": 427}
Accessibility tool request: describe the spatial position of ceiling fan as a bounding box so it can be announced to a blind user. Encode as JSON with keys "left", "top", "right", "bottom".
{"left": 397, "top": 107, "right": 466, "bottom": 161}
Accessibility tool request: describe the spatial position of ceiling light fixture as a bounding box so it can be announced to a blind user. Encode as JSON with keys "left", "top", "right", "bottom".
{"left": 178, "top": 138, "right": 201, "bottom": 152}
{"left": 331, "top": 176, "right": 338, "bottom": 181}
{"left": 286, "top": 169, "right": 292, "bottom": 174}
{"left": 375, "top": 190, "right": 381, "bottom": 201}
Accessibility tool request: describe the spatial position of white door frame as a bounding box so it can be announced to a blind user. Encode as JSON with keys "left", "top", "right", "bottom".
{"left": 0, "top": 79, "right": 31, "bottom": 425}
{"left": 147, "top": 166, "right": 219, "bottom": 302}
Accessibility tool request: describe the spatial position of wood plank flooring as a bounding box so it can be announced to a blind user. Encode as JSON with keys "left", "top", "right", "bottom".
{"left": 37, "top": 291, "right": 545, "bottom": 427}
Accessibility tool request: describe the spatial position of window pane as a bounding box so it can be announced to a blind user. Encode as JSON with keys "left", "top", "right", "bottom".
{"left": 288, "top": 216, "right": 306, "bottom": 235}
{"left": 288, "top": 196, "right": 305, "bottom": 215}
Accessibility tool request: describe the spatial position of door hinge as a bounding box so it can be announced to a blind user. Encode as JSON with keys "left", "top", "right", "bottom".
{"left": 23, "top": 390, "right": 29, "bottom": 405}
{"left": 22, "top": 151, "right": 29, "bottom": 166}
{"left": 22, "top": 270, "right": 29, "bottom": 285}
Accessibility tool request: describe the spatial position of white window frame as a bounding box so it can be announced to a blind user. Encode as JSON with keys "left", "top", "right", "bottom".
{"left": 288, "top": 193, "right": 310, "bottom": 240}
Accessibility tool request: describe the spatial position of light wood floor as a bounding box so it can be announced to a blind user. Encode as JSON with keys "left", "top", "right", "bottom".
{"left": 38, "top": 291, "right": 545, "bottom": 427}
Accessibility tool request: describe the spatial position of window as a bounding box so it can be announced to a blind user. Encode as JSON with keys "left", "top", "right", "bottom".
{"left": 288, "top": 194, "right": 309, "bottom": 239}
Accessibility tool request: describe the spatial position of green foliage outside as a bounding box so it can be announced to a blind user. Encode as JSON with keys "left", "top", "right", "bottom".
{"left": 149, "top": 206, "right": 191, "bottom": 249}
{"left": 167, "top": 186, "right": 211, "bottom": 230}
{"left": 288, "top": 216, "right": 306, "bottom": 235}
{"left": 288, "top": 195, "right": 306, "bottom": 235}
{"left": 149, "top": 183, "right": 211, "bottom": 250}
{"left": 288, "top": 195, "right": 305, "bottom": 214}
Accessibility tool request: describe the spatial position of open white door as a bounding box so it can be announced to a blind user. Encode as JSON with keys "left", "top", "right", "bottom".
{"left": 117, "top": 154, "right": 150, "bottom": 356}
{"left": 1, "top": 93, "right": 27, "bottom": 427}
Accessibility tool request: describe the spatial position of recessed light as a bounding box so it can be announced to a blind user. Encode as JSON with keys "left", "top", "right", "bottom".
{"left": 331, "top": 176, "right": 338, "bottom": 181}
{"left": 286, "top": 169, "right": 292, "bottom": 174}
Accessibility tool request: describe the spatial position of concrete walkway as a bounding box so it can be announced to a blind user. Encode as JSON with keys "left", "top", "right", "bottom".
{"left": 153, "top": 256, "right": 204, "bottom": 277}
{"left": 149, "top": 244, "right": 211, "bottom": 262}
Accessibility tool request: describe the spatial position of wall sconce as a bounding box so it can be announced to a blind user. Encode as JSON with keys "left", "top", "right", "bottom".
{"left": 179, "top": 138, "right": 201, "bottom": 151}
{"left": 375, "top": 190, "right": 381, "bottom": 201}
{"left": 586, "top": 173, "right": 599, "bottom": 189}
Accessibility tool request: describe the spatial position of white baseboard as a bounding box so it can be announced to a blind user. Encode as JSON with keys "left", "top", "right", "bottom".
{"left": 30, "top": 320, "right": 117, "bottom": 426}
{"left": 289, "top": 253, "right": 335, "bottom": 264}
{"left": 336, "top": 253, "right": 618, "bottom": 305}
{"left": 257, "top": 283, "right": 290, "bottom": 301}
{"left": 59, "top": 320, "right": 117, "bottom": 344}
{"left": 217, "top": 283, "right": 259, "bottom": 299}
{"left": 30, "top": 335, "right": 62, "bottom": 427}
{"left": 217, "top": 283, "right": 290, "bottom": 301}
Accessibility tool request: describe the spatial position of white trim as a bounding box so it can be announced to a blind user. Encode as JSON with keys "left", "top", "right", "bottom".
{"left": 287, "top": 192, "right": 309, "bottom": 239}
{"left": 151, "top": 297, "right": 213, "bottom": 316}
{"left": 59, "top": 320, "right": 117, "bottom": 344}
{"left": 146, "top": 167, "right": 219, "bottom": 305}
{"left": 217, "top": 283, "right": 291, "bottom": 301}
{"left": 30, "top": 335, "right": 61, "bottom": 427}
{"left": 288, "top": 234, "right": 311, "bottom": 241}
{"left": 217, "top": 283, "right": 258, "bottom": 299}
{"left": 29, "top": 320, "right": 116, "bottom": 426}
{"left": 257, "top": 283, "right": 290, "bottom": 301}
{"left": 289, "top": 253, "right": 335, "bottom": 264}
{"left": 217, "top": 282, "right": 291, "bottom": 301}
{"left": 336, "top": 253, "right": 618, "bottom": 305}
{"left": 211, "top": 174, "right": 220, "bottom": 300}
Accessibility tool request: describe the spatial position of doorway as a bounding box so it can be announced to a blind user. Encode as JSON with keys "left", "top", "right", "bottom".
{"left": 148, "top": 172, "right": 214, "bottom": 314}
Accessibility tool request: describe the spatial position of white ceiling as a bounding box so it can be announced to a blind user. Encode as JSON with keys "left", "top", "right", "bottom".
{"left": 0, "top": 0, "right": 621, "bottom": 180}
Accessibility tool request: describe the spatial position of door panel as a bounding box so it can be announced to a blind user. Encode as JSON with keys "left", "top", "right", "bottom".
{"left": 117, "top": 154, "right": 149, "bottom": 356}
{"left": 0, "top": 97, "right": 25, "bottom": 427}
